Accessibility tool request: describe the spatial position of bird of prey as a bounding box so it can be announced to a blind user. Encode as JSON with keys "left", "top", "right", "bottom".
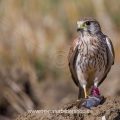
{"left": 68, "top": 18, "right": 115, "bottom": 99}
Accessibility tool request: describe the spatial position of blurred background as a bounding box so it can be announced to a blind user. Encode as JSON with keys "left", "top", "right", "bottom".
{"left": 0, "top": 0, "right": 120, "bottom": 119}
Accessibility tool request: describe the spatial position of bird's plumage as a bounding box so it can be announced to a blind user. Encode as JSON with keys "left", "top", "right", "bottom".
{"left": 68, "top": 18, "right": 115, "bottom": 98}
{"left": 98, "top": 37, "right": 115, "bottom": 86}
{"left": 68, "top": 38, "right": 79, "bottom": 86}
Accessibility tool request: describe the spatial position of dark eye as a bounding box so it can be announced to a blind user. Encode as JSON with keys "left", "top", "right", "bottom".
{"left": 86, "top": 21, "right": 90, "bottom": 25}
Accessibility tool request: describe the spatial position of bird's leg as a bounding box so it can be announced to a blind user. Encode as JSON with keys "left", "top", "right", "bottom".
{"left": 83, "top": 85, "right": 88, "bottom": 98}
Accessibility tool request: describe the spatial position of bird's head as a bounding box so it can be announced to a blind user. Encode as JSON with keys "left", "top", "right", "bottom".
{"left": 77, "top": 18, "right": 101, "bottom": 35}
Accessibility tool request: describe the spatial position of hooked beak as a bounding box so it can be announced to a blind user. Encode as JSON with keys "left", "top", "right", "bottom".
{"left": 77, "top": 21, "right": 84, "bottom": 32}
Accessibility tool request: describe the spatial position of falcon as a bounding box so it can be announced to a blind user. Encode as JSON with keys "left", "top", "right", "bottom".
{"left": 68, "top": 18, "right": 115, "bottom": 99}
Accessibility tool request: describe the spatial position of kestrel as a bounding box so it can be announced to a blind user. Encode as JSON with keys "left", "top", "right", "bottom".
{"left": 68, "top": 18, "right": 115, "bottom": 99}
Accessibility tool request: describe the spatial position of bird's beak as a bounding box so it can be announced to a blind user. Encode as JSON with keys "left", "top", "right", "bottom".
{"left": 77, "top": 21, "right": 84, "bottom": 32}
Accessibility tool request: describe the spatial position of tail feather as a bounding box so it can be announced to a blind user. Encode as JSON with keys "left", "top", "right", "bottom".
{"left": 78, "top": 86, "right": 84, "bottom": 99}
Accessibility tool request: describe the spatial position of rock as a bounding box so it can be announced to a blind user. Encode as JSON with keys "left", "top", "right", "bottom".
{"left": 15, "top": 96, "right": 120, "bottom": 120}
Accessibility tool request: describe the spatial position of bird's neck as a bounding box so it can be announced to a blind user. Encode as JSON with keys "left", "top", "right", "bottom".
{"left": 78, "top": 32, "right": 103, "bottom": 56}
{"left": 80, "top": 31, "right": 103, "bottom": 37}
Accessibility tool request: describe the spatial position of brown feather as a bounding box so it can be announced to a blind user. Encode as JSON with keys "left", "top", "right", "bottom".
{"left": 68, "top": 38, "right": 80, "bottom": 86}
{"left": 98, "top": 37, "right": 115, "bottom": 86}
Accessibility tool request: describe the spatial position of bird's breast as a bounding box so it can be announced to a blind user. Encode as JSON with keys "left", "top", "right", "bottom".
{"left": 76, "top": 37, "right": 107, "bottom": 73}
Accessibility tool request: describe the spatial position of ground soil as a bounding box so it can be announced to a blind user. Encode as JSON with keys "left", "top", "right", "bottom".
{"left": 16, "top": 96, "right": 120, "bottom": 120}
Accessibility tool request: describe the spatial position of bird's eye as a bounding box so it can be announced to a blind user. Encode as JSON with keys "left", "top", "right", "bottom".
{"left": 86, "top": 21, "right": 90, "bottom": 25}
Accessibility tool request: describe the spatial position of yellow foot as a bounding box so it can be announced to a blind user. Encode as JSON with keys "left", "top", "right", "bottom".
{"left": 83, "top": 85, "right": 88, "bottom": 98}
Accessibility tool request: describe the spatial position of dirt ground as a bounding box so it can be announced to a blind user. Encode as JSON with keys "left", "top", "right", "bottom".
{"left": 16, "top": 96, "right": 120, "bottom": 120}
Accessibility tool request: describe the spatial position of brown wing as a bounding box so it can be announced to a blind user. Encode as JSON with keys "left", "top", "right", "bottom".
{"left": 68, "top": 37, "right": 80, "bottom": 86}
{"left": 98, "top": 37, "right": 115, "bottom": 86}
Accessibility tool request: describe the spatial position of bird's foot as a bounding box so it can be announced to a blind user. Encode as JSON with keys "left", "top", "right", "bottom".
{"left": 81, "top": 86, "right": 104, "bottom": 109}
